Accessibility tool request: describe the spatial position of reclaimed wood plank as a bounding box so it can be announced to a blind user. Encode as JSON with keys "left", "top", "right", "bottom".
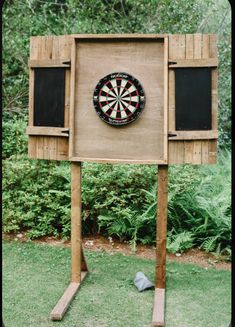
{"left": 68, "top": 39, "right": 76, "bottom": 158}
{"left": 185, "top": 34, "right": 194, "bottom": 59}
{"left": 156, "top": 165, "right": 168, "bottom": 289}
{"left": 168, "top": 58, "right": 217, "bottom": 68}
{"left": 71, "top": 162, "right": 82, "bottom": 283}
{"left": 163, "top": 36, "right": 169, "bottom": 162}
{"left": 28, "top": 58, "right": 70, "bottom": 68}
{"left": 26, "top": 126, "right": 69, "bottom": 137}
{"left": 168, "top": 130, "right": 218, "bottom": 140}
{"left": 152, "top": 288, "right": 165, "bottom": 327}
{"left": 184, "top": 141, "right": 194, "bottom": 164}
{"left": 50, "top": 272, "right": 88, "bottom": 321}
{"left": 70, "top": 157, "right": 166, "bottom": 165}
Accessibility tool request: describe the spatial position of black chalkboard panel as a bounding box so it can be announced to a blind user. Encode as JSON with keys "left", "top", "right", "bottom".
{"left": 175, "top": 68, "right": 212, "bottom": 130}
{"left": 33, "top": 68, "right": 65, "bottom": 127}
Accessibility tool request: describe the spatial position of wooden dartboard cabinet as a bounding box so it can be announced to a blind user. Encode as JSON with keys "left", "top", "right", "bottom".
{"left": 26, "top": 34, "right": 218, "bottom": 327}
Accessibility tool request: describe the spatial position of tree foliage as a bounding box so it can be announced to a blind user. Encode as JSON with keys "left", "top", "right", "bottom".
{"left": 2, "top": 0, "right": 231, "bottom": 147}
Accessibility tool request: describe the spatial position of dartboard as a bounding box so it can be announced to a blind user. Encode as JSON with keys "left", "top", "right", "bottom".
{"left": 93, "top": 72, "right": 145, "bottom": 126}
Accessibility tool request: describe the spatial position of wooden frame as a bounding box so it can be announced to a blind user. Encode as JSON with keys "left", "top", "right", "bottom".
{"left": 68, "top": 34, "right": 169, "bottom": 165}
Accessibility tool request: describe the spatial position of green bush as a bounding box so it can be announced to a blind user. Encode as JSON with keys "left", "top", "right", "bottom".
{"left": 83, "top": 163, "right": 156, "bottom": 239}
{"left": 168, "top": 151, "right": 231, "bottom": 256}
{"left": 3, "top": 151, "right": 231, "bottom": 258}
{"left": 2, "top": 116, "right": 28, "bottom": 158}
{"left": 3, "top": 157, "right": 157, "bottom": 240}
{"left": 2, "top": 157, "right": 71, "bottom": 238}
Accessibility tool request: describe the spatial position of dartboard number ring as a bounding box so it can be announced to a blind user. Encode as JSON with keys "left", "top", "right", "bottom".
{"left": 93, "top": 72, "right": 146, "bottom": 126}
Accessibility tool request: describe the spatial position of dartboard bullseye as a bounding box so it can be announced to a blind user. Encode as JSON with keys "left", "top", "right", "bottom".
{"left": 93, "top": 72, "right": 145, "bottom": 126}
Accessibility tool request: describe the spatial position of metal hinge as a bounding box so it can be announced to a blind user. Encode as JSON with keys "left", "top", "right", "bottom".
{"left": 61, "top": 129, "right": 70, "bottom": 136}
{"left": 62, "top": 60, "right": 71, "bottom": 66}
{"left": 168, "top": 133, "right": 177, "bottom": 137}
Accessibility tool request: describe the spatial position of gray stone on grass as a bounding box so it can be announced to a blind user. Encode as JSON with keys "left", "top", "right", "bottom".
{"left": 134, "top": 272, "right": 154, "bottom": 292}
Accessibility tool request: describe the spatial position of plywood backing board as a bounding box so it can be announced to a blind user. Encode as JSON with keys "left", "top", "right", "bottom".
{"left": 28, "top": 35, "right": 71, "bottom": 160}
{"left": 168, "top": 34, "right": 218, "bottom": 164}
{"left": 70, "top": 37, "right": 168, "bottom": 164}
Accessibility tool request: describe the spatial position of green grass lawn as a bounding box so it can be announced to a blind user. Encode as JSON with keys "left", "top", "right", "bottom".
{"left": 3, "top": 241, "right": 231, "bottom": 327}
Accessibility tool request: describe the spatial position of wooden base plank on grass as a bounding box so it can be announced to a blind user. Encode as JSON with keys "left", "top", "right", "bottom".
{"left": 152, "top": 288, "right": 165, "bottom": 327}
{"left": 50, "top": 271, "right": 88, "bottom": 320}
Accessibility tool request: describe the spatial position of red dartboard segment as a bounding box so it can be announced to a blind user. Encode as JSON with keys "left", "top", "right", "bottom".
{"left": 93, "top": 72, "right": 146, "bottom": 126}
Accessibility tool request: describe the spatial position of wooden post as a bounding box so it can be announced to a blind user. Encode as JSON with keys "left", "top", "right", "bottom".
{"left": 50, "top": 162, "right": 88, "bottom": 320}
{"left": 152, "top": 165, "right": 168, "bottom": 327}
{"left": 71, "top": 162, "right": 82, "bottom": 283}
{"left": 156, "top": 165, "right": 168, "bottom": 289}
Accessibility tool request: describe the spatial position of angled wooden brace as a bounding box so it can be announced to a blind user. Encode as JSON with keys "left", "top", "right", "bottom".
{"left": 50, "top": 162, "right": 88, "bottom": 320}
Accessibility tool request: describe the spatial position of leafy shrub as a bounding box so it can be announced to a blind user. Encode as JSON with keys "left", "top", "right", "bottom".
{"left": 2, "top": 116, "right": 28, "bottom": 158}
{"left": 139, "top": 152, "right": 231, "bottom": 257}
{"left": 195, "top": 151, "right": 231, "bottom": 256}
{"left": 82, "top": 163, "right": 157, "bottom": 238}
{"left": 2, "top": 157, "right": 71, "bottom": 239}
{"left": 2, "top": 151, "right": 231, "bottom": 258}
{"left": 167, "top": 231, "right": 194, "bottom": 254}
{"left": 168, "top": 151, "right": 231, "bottom": 257}
{"left": 2, "top": 157, "right": 157, "bottom": 240}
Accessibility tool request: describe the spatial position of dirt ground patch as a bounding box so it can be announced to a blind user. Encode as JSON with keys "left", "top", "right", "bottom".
{"left": 3, "top": 233, "right": 231, "bottom": 270}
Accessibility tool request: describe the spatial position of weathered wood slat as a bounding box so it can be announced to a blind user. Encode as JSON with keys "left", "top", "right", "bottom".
{"left": 26, "top": 126, "right": 69, "bottom": 137}
{"left": 185, "top": 34, "right": 194, "bottom": 59}
{"left": 168, "top": 34, "right": 186, "bottom": 164}
{"left": 163, "top": 37, "right": 169, "bottom": 162}
{"left": 71, "top": 33, "right": 167, "bottom": 39}
{"left": 152, "top": 288, "right": 165, "bottom": 327}
{"left": 168, "top": 130, "right": 218, "bottom": 140}
{"left": 28, "top": 59, "right": 70, "bottom": 67}
{"left": 169, "top": 58, "right": 217, "bottom": 68}
{"left": 152, "top": 166, "right": 168, "bottom": 327}
{"left": 168, "top": 69, "right": 175, "bottom": 131}
{"left": 68, "top": 39, "right": 76, "bottom": 158}
{"left": 156, "top": 166, "right": 168, "bottom": 289}
{"left": 71, "top": 162, "right": 82, "bottom": 283}
{"left": 70, "top": 157, "right": 166, "bottom": 165}
{"left": 50, "top": 272, "right": 88, "bottom": 321}
{"left": 184, "top": 141, "right": 194, "bottom": 163}
{"left": 28, "top": 37, "right": 39, "bottom": 157}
